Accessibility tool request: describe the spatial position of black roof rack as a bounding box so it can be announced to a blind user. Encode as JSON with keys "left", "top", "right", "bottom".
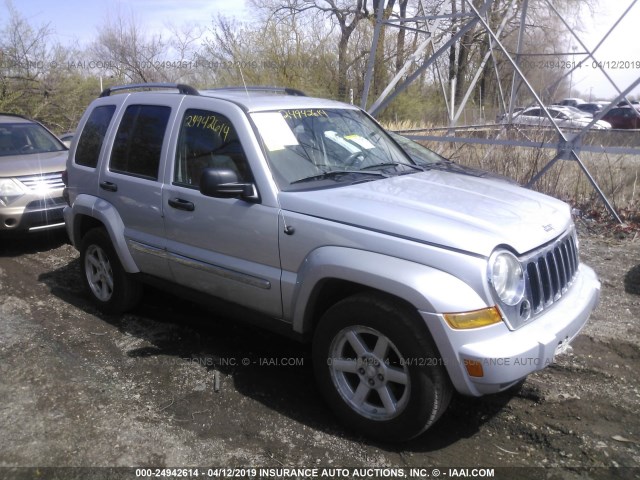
{"left": 99, "top": 83, "right": 199, "bottom": 98}
{"left": 204, "top": 86, "right": 307, "bottom": 97}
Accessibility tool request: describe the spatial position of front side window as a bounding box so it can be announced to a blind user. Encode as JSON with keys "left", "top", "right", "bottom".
{"left": 109, "top": 105, "right": 171, "bottom": 180}
{"left": 251, "top": 108, "right": 414, "bottom": 189}
{"left": 174, "top": 109, "right": 250, "bottom": 188}
{"left": 75, "top": 105, "right": 116, "bottom": 168}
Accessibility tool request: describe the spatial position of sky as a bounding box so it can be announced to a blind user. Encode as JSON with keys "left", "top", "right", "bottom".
{"left": 11, "top": 0, "right": 249, "bottom": 46}
{"left": 6, "top": 0, "right": 640, "bottom": 100}
{"left": 570, "top": 2, "right": 640, "bottom": 100}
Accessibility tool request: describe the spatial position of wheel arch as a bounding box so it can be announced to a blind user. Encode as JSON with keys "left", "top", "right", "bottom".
{"left": 291, "top": 246, "right": 489, "bottom": 337}
{"left": 68, "top": 195, "right": 139, "bottom": 273}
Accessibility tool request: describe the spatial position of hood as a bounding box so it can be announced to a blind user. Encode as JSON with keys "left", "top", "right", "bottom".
{"left": 279, "top": 170, "right": 572, "bottom": 257}
{"left": 0, "top": 150, "right": 68, "bottom": 178}
{"left": 427, "top": 161, "right": 517, "bottom": 184}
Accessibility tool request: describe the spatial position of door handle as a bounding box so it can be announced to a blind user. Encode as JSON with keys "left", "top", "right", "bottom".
{"left": 168, "top": 198, "right": 195, "bottom": 211}
{"left": 99, "top": 181, "right": 118, "bottom": 192}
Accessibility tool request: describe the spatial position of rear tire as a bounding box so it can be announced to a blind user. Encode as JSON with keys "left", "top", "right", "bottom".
{"left": 79, "top": 228, "right": 141, "bottom": 314}
{"left": 312, "top": 293, "right": 452, "bottom": 442}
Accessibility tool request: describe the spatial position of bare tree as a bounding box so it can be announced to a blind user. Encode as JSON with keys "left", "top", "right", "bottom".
{"left": 91, "top": 6, "right": 168, "bottom": 83}
{"left": 165, "top": 23, "right": 205, "bottom": 84}
{"left": 0, "top": 1, "right": 100, "bottom": 131}
{"left": 259, "top": 0, "right": 372, "bottom": 99}
{"left": 395, "top": 0, "right": 409, "bottom": 73}
{"left": 0, "top": 0, "right": 53, "bottom": 98}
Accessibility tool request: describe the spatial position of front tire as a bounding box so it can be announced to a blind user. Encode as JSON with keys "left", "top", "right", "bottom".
{"left": 313, "top": 293, "right": 452, "bottom": 442}
{"left": 79, "top": 228, "right": 141, "bottom": 314}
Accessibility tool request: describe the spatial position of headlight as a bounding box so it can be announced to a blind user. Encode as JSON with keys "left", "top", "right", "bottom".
{"left": 0, "top": 178, "right": 25, "bottom": 206}
{"left": 489, "top": 250, "right": 525, "bottom": 306}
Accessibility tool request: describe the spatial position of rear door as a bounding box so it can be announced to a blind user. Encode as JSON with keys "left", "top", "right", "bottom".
{"left": 161, "top": 99, "right": 282, "bottom": 318}
{"left": 98, "top": 95, "right": 182, "bottom": 280}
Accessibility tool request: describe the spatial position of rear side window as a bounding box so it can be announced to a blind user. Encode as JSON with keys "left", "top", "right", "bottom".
{"left": 109, "top": 105, "right": 171, "bottom": 180}
{"left": 75, "top": 105, "right": 116, "bottom": 168}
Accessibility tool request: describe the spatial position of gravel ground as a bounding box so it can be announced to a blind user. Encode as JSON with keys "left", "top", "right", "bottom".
{"left": 0, "top": 227, "right": 638, "bottom": 480}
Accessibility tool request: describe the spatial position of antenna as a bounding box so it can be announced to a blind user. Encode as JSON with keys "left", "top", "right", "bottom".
{"left": 237, "top": 62, "right": 249, "bottom": 97}
{"left": 280, "top": 210, "right": 295, "bottom": 235}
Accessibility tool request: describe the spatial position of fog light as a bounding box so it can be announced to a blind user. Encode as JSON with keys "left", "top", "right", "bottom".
{"left": 444, "top": 306, "right": 503, "bottom": 329}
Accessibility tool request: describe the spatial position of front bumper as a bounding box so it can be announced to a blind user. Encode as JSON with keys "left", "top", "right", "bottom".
{"left": 0, "top": 196, "right": 66, "bottom": 232}
{"left": 422, "top": 264, "right": 600, "bottom": 396}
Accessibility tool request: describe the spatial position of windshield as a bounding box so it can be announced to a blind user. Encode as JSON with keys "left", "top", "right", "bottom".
{"left": 387, "top": 132, "right": 446, "bottom": 165}
{"left": 0, "top": 122, "right": 66, "bottom": 157}
{"left": 251, "top": 108, "right": 416, "bottom": 189}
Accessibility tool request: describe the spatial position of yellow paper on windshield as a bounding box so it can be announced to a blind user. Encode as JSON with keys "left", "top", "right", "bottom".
{"left": 251, "top": 112, "right": 299, "bottom": 151}
{"left": 345, "top": 134, "right": 375, "bottom": 150}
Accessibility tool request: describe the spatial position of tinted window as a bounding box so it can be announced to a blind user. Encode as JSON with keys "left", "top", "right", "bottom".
{"left": 75, "top": 105, "right": 116, "bottom": 168}
{"left": 174, "top": 109, "right": 250, "bottom": 187}
{"left": 110, "top": 105, "right": 171, "bottom": 180}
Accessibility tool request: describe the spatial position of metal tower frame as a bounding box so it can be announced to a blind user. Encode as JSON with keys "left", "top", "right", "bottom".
{"left": 361, "top": 0, "right": 640, "bottom": 223}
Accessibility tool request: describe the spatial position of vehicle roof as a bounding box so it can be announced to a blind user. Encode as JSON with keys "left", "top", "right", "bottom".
{"left": 0, "top": 113, "right": 33, "bottom": 124}
{"left": 522, "top": 105, "right": 570, "bottom": 112}
{"left": 98, "top": 84, "right": 358, "bottom": 113}
{"left": 200, "top": 89, "right": 356, "bottom": 112}
{"left": 604, "top": 106, "right": 640, "bottom": 113}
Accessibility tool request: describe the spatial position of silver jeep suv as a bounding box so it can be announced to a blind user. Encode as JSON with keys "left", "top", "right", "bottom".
{"left": 63, "top": 83, "right": 600, "bottom": 441}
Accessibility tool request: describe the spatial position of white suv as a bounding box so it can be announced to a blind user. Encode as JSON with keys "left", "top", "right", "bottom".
{"left": 63, "top": 83, "right": 600, "bottom": 441}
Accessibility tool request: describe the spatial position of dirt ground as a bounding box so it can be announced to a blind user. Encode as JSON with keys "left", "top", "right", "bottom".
{"left": 0, "top": 223, "right": 639, "bottom": 479}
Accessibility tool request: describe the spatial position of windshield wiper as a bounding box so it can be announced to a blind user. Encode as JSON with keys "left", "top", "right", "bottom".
{"left": 290, "top": 170, "right": 387, "bottom": 185}
{"left": 359, "top": 162, "right": 427, "bottom": 173}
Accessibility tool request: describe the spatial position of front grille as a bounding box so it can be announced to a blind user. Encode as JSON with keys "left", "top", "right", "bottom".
{"left": 525, "top": 233, "right": 579, "bottom": 315}
{"left": 16, "top": 171, "right": 65, "bottom": 191}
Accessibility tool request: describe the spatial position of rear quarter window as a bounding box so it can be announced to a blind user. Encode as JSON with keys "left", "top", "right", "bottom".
{"left": 75, "top": 105, "right": 116, "bottom": 168}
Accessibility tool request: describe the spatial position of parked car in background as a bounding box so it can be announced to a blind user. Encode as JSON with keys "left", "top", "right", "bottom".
{"left": 561, "top": 105, "right": 593, "bottom": 118}
{"left": 601, "top": 106, "right": 640, "bottom": 129}
{"left": 576, "top": 102, "right": 605, "bottom": 116}
{"left": 58, "top": 132, "right": 74, "bottom": 148}
{"left": 558, "top": 98, "right": 586, "bottom": 107}
{"left": 0, "top": 113, "right": 68, "bottom": 233}
{"left": 504, "top": 106, "right": 611, "bottom": 130}
{"left": 495, "top": 107, "right": 524, "bottom": 123}
{"left": 617, "top": 100, "right": 640, "bottom": 107}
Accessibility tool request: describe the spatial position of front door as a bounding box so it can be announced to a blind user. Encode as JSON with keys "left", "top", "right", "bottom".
{"left": 162, "top": 103, "right": 282, "bottom": 318}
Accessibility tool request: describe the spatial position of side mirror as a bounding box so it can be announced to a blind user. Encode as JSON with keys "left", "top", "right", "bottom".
{"left": 199, "top": 168, "right": 256, "bottom": 200}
